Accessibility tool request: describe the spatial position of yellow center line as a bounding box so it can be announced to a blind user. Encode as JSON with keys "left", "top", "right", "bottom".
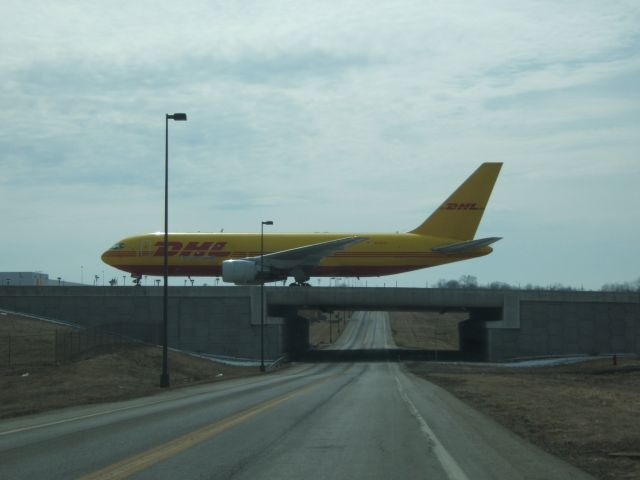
{"left": 77, "top": 376, "right": 330, "bottom": 480}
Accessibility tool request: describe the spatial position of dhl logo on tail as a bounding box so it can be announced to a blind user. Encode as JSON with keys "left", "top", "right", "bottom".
{"left": 441, "top": 203, "right": 483, "bottom": 211}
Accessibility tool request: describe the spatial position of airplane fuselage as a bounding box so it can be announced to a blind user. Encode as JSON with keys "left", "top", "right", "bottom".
{"left": 102, "top": 232, "right": 491, "bottom": 279}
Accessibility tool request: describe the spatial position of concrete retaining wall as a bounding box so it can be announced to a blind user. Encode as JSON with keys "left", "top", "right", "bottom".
{"left": 487, "top": 296, "right": 640, "bottom": 361}
{"left": 1, "top": 286, "right": 638, "bottom": 362}
{"left": 0, "top": 286, "right": 285, "bottom": 361}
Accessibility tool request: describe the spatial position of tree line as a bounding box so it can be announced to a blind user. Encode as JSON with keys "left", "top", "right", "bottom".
{"left": 430, "top": 276, "right": 640, "bottom": 292}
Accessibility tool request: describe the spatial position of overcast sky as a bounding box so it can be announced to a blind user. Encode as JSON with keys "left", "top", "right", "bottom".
{"left": 1, "top": 0, "right": 638, "bottom": 289}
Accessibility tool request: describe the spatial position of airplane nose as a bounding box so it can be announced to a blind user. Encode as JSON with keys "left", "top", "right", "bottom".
{"left": 102, "top": 240, "right": 126, "bottom": 267}
{"left": 101, "top": 250, "right": 112, "bottom": 265}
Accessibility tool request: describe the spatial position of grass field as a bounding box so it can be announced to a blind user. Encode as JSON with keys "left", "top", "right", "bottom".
{"left": 0, "top": 313, "right": 258, "bottom": 418}
{"left": 389, "top": 311, "right": 464, "bottom": 349}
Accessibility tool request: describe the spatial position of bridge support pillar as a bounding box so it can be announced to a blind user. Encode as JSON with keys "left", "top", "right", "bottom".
{"left": 460, "top": 308, "right": 502, "bottom": 361}
{"left": 278, "top": 308, "right": 310, "bottom": 356}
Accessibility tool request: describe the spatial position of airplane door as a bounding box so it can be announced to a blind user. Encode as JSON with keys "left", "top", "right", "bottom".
{"left": 138, "top": 239, "right": 152, "bottom": 257}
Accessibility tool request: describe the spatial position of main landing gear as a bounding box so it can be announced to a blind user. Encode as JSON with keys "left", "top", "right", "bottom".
{"left": 289, "top": 269, "right": 311, "bottom": 287}
{"left": 132, "top": 275, "right": 142, "bottom": 287}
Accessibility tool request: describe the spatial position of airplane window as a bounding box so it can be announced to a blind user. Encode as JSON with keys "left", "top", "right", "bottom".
{"left": 110, "top": 242, "right": 125, "bottom": 250}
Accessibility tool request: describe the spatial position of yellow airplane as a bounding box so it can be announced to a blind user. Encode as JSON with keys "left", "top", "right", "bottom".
{"left": 102, "top": 163, "right": 502, "bottom": 286}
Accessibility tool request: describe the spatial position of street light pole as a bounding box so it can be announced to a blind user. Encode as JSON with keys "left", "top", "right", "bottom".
{"left": 160, "top": 112, "right": 187, "bottom": 388}
{"left": 260, "top": 220, "right": 273, "bottom": 372}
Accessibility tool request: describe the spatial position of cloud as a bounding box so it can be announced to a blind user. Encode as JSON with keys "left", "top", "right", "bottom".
{"left": 1, "top": 0, "right": 639, "bottom": 288}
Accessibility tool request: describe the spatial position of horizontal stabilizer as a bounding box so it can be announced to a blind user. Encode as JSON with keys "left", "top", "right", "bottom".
{"left": 432, "top": 237, "right": 502, "bottom": 254}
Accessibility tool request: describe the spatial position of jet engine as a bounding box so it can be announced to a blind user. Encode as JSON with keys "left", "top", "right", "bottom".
{"left": 222, "top": 259, "right": 259, "bottom": 284}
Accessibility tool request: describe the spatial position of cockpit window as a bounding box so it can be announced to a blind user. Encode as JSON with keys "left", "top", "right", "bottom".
{"left": 110, "top": 242, "right": 125, "bottom": 250}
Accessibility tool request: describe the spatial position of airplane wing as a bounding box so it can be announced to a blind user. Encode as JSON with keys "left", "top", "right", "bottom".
{"left": 432, "top": 236, "right": 501, "bottom": 253}
{"left": 222, "top": 236, "right": 368, "bottom": 285}
{"left": 252, "top": 236, "right": 368, "bottom": 269}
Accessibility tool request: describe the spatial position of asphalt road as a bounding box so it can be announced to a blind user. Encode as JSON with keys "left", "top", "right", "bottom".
{"left": 332, "top": 310, "right": 396, "bottom": 350}
{"left": 0, "top": 314, "right": 594, "bottom": 480}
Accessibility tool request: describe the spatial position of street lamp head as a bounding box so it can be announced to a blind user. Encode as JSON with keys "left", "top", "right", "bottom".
{"left": 167, "top": 113, "right": 187, "bottom": 121}
{"left": 262, "top": 220, "right": 274, "bottom": 226}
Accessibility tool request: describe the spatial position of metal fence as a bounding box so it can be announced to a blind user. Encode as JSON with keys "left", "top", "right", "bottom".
{"left": 0, "top": 328, "right": 140, "bottom": 367}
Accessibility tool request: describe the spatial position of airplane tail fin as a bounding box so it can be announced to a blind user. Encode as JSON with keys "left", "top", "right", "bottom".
{"left": 410, "top": 162, "right": 502, "bottom": 240}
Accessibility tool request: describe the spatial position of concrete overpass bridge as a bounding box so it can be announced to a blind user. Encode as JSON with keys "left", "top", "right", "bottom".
{"left": 268, "top": 287, "right": 639, "bottom": 361}
{"left": 267, "top": 287, "right": 506, "bottom": 361}
{"left": 0, "top": 286, "right": 638, "bottom": 362}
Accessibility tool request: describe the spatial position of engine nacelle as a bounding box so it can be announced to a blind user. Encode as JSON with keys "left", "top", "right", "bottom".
{"left": 222, "top": 259, "right": 259, "bottom": 284}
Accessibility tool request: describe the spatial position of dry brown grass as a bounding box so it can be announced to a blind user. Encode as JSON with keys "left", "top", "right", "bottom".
{"left": 0, "top": 313, "right": 259, "bottom": 419}
{"left": 1, "top": 344, "right": 258, "bottom": 418}
{"left": 389, "top": 311, "right": 465, "bottom": 349}
{"left": 0, "top": 313, "right": 72, "bottom": 366}
{"left": 302, "top": 310, "right": 350, "bottom": 347}
{"left": 408, "top": 358, "right": 640, "bottom": 480}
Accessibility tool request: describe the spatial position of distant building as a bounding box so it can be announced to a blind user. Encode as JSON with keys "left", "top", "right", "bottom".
{"left": 0, "top": 272, "right": 81, "bottom": 286}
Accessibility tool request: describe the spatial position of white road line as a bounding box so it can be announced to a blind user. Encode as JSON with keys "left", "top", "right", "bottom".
{"left": 394, "top": 374, "right": 470, "bottom": 480}
{"left": 0, "top": 399, "right": 169, "bottom": 437}
{"left": 0, "top": 369, "right": 314, "bottom": 437}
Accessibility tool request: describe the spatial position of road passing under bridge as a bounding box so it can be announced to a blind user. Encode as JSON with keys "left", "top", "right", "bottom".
{"left": 0, "top": 362, "right": 593, "bottom": 480}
